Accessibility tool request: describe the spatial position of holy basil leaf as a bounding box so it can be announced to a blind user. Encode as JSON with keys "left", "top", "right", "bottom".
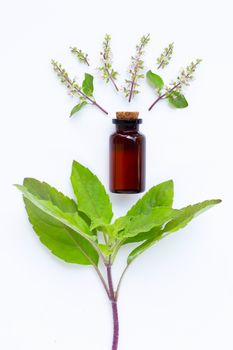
{"left": 23, "top": 178, "right": 77, "bottom": 212}
{"left": 127, "top": 180, "right": 174, "bottom": 217}
{"left": 122, "top": 208, "right": 179, "bottom": 238}
{"left": 127, "top": 235, "right": 162, "bottom": 264}
{"left": 127, "top": 199, "right": 221, "bottom": 264}
{"left": 82, "top": 73, "right": 94, "bottom": 96}
{"left": 24, "top": 198, "right": 98, "bottom": 265}
{"left": 16, "top": 184, "right": 95, "bottom": 239}
{"left": 124, "top": 226, "right": 162, "bottom": 244}
{"left": 107, "top": 216, "right": 130, "bottom": 237}
{"left": 98, "top": 244, "right": 111, "bottom": 257}
{"left": 23, "top": 178, "right": 93, "bottom": 235}
{"left": 168, "top": 91, "right": 188, "bottom": 108}
{"left": 70, "top": 101, "right": 88, "bottom": 117}
{"left": 71, "top": 161, "right": 113, "bottom": 230}
{"left": 163, "top": 199, "right": 221, "bottom": 233}
{"left": 146, "top": 70, "right": 164, "bottom": 90}
{"left": 109, "top": 181, "right": 174, "bottom": 238}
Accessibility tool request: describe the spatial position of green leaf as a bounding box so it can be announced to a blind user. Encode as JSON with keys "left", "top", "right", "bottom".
{"left": 98, "top": 244, "right": 111, "bottom": 257}
{"left": 24, "top": 199, "right": 98, "bottom": 265}
{"left": 168, "top": 91, "right": 188, "bottom": 108}
{"left": 16, "top": 180, "right": 99, "bottom": 265}
{"left": 71, "top": 161, "right": 113, "bottom": 230}
{"left": 146, "top": 70, "right": 164, "bottom": 90}
{"left": 163, "top": 199, "right": 222, "bottom": 234}
{"left": 109, "top": 181, "right": 174, "bottom": 238}
{"left": 124, "top": 226, "right": 162, "bottom": 244}
{"left": 128, "top": 235, "right": 162, "bottom": 264}
{"left": 122, "top": 207, "right": 179, "bottom": 238}
{"left": 127, "top": 180, "right": 174, "bottom": 216}
{"left": 108, "top": 216, "right": 130, "bottom": 237}
{"left": 82, "top": 73, "right": 94, "bottom": 96}
{"left": 70, "top": 101, "right": 87, "bottom": 117}
{"left": 127, "top": 199, "right": 221, "bottom": 264}
{"left": 23, "top": 178, "right": 77, "bottom": 212}
{"left": 22, "top": 178, "right": 92, "bottom": 236}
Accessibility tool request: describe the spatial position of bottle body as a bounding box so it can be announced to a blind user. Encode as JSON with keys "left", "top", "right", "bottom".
{"left": 109, "top": 119, "right": 146, "bottom": 193}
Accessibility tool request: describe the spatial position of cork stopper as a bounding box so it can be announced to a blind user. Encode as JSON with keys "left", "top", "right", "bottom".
{"left": 116, "top": 112, "right": 139, "bottom": 120}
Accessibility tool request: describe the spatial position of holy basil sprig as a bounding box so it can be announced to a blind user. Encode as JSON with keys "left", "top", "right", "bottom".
{"left": 51, "top": 60, "right": 108, "bottom": 116}
{"left": 147, "top": 53, "right": 202, "bottom": 111}
{"left": 16, "top": 161, "right": 221, "bottom": 350}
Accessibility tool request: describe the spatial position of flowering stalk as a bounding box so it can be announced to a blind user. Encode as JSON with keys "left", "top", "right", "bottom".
{"left": 99, "top": 34, "right": 119, "bottom": 91}
{"left": 124, "top": 34, "right": 150, "bottom": 102}
{"left": 156, "top": 42, "right": 174, "bottom": 69}
{"left": 148, "top": 58, "right": 202, "bottom": 111}
{"left": 70, "top": 47, "right": 90, "bottom": 66}
{"left": 51, "top": 60, "right": 108, "bottom": 115}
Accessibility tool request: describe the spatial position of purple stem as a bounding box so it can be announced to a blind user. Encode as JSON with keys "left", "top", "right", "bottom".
{"left": 148, "top": 82, "right": 181, "bottom": 111}
{"left": 107, "top": 263, "right": 119, "bottom": 350}
{"left": 102, "top": 51, "right": 119, "bottom": 92}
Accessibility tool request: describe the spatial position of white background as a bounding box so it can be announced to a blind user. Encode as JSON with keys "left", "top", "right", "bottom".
{"left": 0, "top": 0, "right": 232, "bottom": 349}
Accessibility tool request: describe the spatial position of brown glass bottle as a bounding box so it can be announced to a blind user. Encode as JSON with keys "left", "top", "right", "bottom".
{"left": 109, "top": 112, "right": 146, "bottom": 194}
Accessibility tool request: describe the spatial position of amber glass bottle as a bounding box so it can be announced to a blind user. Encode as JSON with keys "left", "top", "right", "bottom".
{"left": 109, "top": 112, "right": 146, "bottom": 194}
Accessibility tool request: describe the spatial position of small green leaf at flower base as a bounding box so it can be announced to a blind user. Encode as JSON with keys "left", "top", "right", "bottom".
{"left": 146, "top": 70, "right": 164, "bottom": 90}
{"left": 168, "top": 91, "right": 188, "bottom": 108}
{"left": 70, "top": 101, "right": 88, "bottom": 117}
{"left": 82, "top": 73, "right": 94, "bottom": 96}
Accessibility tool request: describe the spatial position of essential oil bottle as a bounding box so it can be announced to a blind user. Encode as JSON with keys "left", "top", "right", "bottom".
{"left": 109, "top": 112, "right": 146, "bottom": 194}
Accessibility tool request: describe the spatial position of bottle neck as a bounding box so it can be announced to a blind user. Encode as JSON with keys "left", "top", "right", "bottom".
{"left": 116, "top": 124, "right": 139, "bottom": 133}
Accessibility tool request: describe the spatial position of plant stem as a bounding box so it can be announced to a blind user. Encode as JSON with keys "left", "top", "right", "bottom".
{"left": 106, "top": 261, "right": 119, "bottom": 350}
{"left": 148, "top": 82, "right": 181, "bottom": 111}
{"left": 103, "top": 58, "right": 119, "bottom": 92}
{"left": 94, "top": 265, "right": 110, "bottom": 298}
{"left": 115, "top": 263, "right": 130, "bottom": 300}
{"left": 92, "top": 101, "right": 109, "bottom": 115}
{"left": 84, "top": 57, "right": 90, "bottom": 66}
{"left": 148, "top": 95, "right": 164, "bottom": 111}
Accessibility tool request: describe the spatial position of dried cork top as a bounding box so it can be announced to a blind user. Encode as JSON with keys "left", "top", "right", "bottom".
{"left": 116, "top": 112, "right": 139, "bottom": 120}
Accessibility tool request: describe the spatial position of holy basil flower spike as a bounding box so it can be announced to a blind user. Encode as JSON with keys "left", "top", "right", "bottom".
{"left": 98, "top": 34, "right": 119, "bottom": 92}
{"left": 156, "top": 42, "right": 174, "bottom": 69}
{"left": 16, "top": 161, "right": 221, "bottom": 350}
{"left": 124, "top": 34, "right": 150, "bottom": 102}
{"left": 70, "top": 46, "right": 90, "bottom": 66}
